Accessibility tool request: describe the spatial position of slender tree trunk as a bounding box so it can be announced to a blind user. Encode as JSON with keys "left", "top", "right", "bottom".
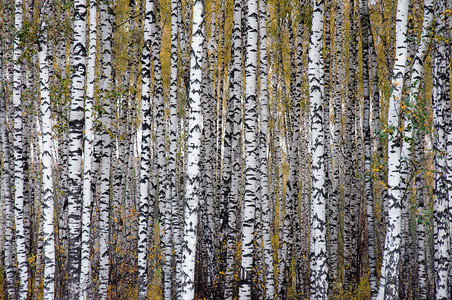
{"left": 38, "top": 2, "right": 56, "bottom": 298}
{"left": 406, "top": 0, "right": 433, "bottom": 297}
{"left": 239, "top": 0, "right": 258, "bottom": 297}
{"left": 79, "top": 0, "right": 97, "bottom": 297}
{"left": 67, "top": 0, "right": 87, "bottom": 298}
{"left": 151, "top": 1, "right": 167, "bottom": 296}
{"left": 13, "top": 0, "right": 29, "bottom": 297}
{"left": 0, "top": 0, "right": 4, "bottom": 256}
{"left": 201, "top": 16, "right": 218, "bottom": 295}
{"left": 300, "top": 106, "right": 311, "bottom": 298}
{"left": 348, "top": 0, "right": 363, "bottom": 286}
{"left": 22, "top": 55, "right": 31, "bottom": 267}
{"left": 432, "top": 0, "right": 450, "bottom": 298}
{"left": 308, "top": 0, "right": 328, "bottom": 298}
{"left": 225, "top": 1, "right": 242, "bottom": 298}
{"left": 169, "top": 0, "right": 182, "bottom": 297}
{"left": 220, "top": 15, "right": 234, "bottom": 300}
{"left": 176, "top": 5, "right": 188, "bottom": 296}
{"left": 98, "top": 2, "right": 113, "bottom": 298}
{"left": 359, "top": 0, "right": 377, "bottom": 295}
{"left": 1, "top": 43, "right": 15, "bottom": 300}
{"left": 344, "top": 0, "right": 358, "bottom": 286}
{"left": 137, "top": 1, "right": 155, "bottom": 298}
{"left": 330, "top": 0, "right": 342, "bottom": 284}
{"left": 162, "top": 25, "right": 173, "bottom": 294}
{"left": 279, "top": 19, "right": 300, "bottom": 298}
{"left": 258, "top": 0, "right": 274, "bottom": 298}
{"left": 398, "top": 2, "right": 416, "bottom": 296}
{"left": 369, "top": 1, "right": 383, "bottom": 263}
{"left": 376, "top": 0, "right": 409, "bottom": 298}
{"left": 181, "top": 0, "right": 204, "bottom": 298}
{"left": 322, "top": 1, "right": 333, "bottom": 287}
{"left": 415, "top": 129, "right": 428, "bottom": 300}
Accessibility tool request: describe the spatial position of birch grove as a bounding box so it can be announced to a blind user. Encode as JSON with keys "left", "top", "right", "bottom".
{"left": 0, "top": 0, "right": 450, "bottom": 299}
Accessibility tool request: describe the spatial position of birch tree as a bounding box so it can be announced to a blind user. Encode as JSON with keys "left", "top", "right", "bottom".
{"left": 344, "top": 0, "right": 359, "bottom": 286}
{"left": 79, "top": 0, "right": 97, "bottom": 297}
{"left": 432, "top": 0, "right": 450, "bottom": 297}
{"left": 359, "top": 0, "right": 377, "bottom": 295}
{"left": 404, "top": 0, "right": 433, "bottom": 296}
{"left": 67, "top": 0, "right": 87, "bottom": 297}
{"left": 181, "top": 0, "right": 204, "bottom": 298}
{"left": 198, "top": 15, "right": 218, "bottom": 297}
{"left": 13, "top": 0, "right": 29, "bottom": 297}
{"left": 151, "top": 1, "right": 167, "bottom": 295}
{"left": 376, "top": 0, "right": 410, "bottom": 297}
{"left": 137, "top": 0, "right": 155, "bottom": 297}
{"left": 416, "top": 128, "right": 428, "bottom": 300}
{"left": 38, "top": 0, "right": 56, "bottom": 297}
{"left": 308, "top": 0, "right": 328, "bottom": 297}
{"left": 169, "top": 0, "right": 182, "bottom": 296}
{"left": 97, "top": 2, "right": 113, "bottom": 298}
{"left": 225, "top": 1, "right": 242, "bottom": 297}
{"left": 258, "top": 0, "right": 274, "bottom": 297}
{"left": 330, "top": 0, "right": 342, "bottom": 283}
{"left": 1, "top": 38, "right": 15, "bottom": 300}
{"left": 239, "top": 0, "right": 258, "bottom": 297}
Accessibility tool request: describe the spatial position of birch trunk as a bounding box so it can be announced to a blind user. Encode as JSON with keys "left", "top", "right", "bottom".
{"left": 432, "top": 0, "right": 450, "bottom": 297}
{"left": 169, "top": 0, "right": 182, "bottom": 297}
{"left": 181, "top": 0, "right": 204, "bottom": 298}
{"left": 376, "top": 0, "right": 409, "bottom": 297}
{"left": 13, "top": 0, "right": 29, "bottom": 297}
{"left": 137, "top": 0, "right": 155, "bottom": 298}
{"left": 330, "top": 0, "right": 342, "bottom": 283}
{"left": 98, "top": 2, "right": 113, "bottom": 298}
{"left": 225, "top": 1, "right": 242, "bottom": 297}
{"left": 415, "top": 131, "right": 428, "bottom": 299}
{"left": 279, "top": 20, "right": 300, "bottom": 298}
{"left": 308, "top": 0, "right": 328, "bottom": 297}
{"left": 406, "top": 0, "right": 433, "bottom": 297}
{"left": 359, "top": 0, "right": 377, "bottom": 295}
{"left": 344, "top": 0, "right": 359, "bottom": 286}
{"left": 79, "top": 0, "right": 97, "bottom": 297}
{"left": 239, "top": 0, "right": 258, "bottom": 297}
{"left": 151, "top": 1, "right": 167, "bottom": 295}
{"left": 38, "top": 2, "right": 56, "bottom": 297}
{"left": 67, "top": 0, "right": 87, "bottom": 297}
{"left": 258, "top": 0, "right": 274, "bottom": 297}
{"left": 1, "top": 45, "right": 15, "bottom": 300}
{"left": 201, "top": 21, "right": 218, "bottom": 296}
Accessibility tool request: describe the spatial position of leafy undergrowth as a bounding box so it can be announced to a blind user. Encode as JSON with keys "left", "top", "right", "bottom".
{"left": 329, "top": 276, "right": 371, "bottom": 300}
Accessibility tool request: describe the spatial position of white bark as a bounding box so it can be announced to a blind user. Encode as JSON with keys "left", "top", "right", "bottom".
{"left": 1, "top": 47, "right": 15, "bottom": 300}
{"left": 432, "top": 0, "right": 450, "bottom": 298}
{"left": 169, "top": 0, "right": 182, "bottom": 297}
{"left": 225, "top": 1, "right": 242, "bottom": 298}
{"left": 239, "top": 0, "right": 258, "bottom": 297}
{"left": 258, "top": 0, "right": 274, "bottom": 298}
{"left": 376, "top": 0, "right": 409, "bottom": 298}
{"left": 181, "top": 0, "right": 204, "bottom": 298}
{"left": 13, "top": 0, "right": 29, "bottom": 297}
{"left": 98, "top": 2, "right": 113, "bottom": 298}
{"left": 137, "top": 1, "right": 155, "bottom": 298}
{"left": 79, "top": 0, "right": 97, "bottom": 297}
{"left": 67, "top": 0, "right": 87, "bottom": 298}
{"left": 38, "top": 2, "right": 56, "bottom": 298}
{"left": 405, "top": 0, "right": 433, "bottom": 296}
{"left": 308, "top": 0, "right": 328, "bottom": 298}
